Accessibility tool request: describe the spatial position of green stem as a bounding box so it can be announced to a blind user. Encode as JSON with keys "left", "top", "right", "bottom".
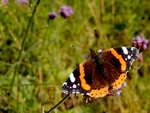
{"left": 8, "top": 0, "right": 41, "bottom": 112}
{"left": 43, "top": 19, "right": 50, "bottom": 50}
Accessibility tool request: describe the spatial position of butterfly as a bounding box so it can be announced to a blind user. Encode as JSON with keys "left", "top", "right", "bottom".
{"left": 62, "top": 47, "right": 139, "bottom": 98}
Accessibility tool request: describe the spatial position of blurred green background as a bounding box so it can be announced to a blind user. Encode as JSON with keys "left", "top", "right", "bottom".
{"left": 0, "top": 0, "right": 150, "bottom": 113}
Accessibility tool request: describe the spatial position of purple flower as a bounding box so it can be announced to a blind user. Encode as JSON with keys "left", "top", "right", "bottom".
{"left": 108, "top": 89, "right": 121, "bottom": 97}
{"left": 18, "top": 0, "right": 28, "bottom": 5}
{"left": 122, "top": 82, "right": 127, "bottom": 87}
{"left": 98, "top": 49, "right": 103, "bottom": 53}
{"left": 131, "top": 34, "right": 149, "bottom": 52}
{"left": 58, "top": 6, "right": 74, "bottom": 18}
{"left": 142, "top": 43, "right": 147, "bottom": 51}
{"left": 116, "top": 90, "right": 122, "bottom": 95}
{"left": 137, "top": 38, "right": 143, "bottom": 47}
{"left": 1, "top": 0, "right": 9, "bottom": 5}
{"left": 85, "top": 55, "right": 89, "bottom": 59}
{"left": 138, "top": 53, "right": 143, "bottom": 61}
{"left": 48, "top": 12, "right": 58, "bottom": 20}
{"left": 118, "top": 85, "right": 122, "bottom": 89}
{"left": 144, "top": 39, "right": 149, "bottom": 45}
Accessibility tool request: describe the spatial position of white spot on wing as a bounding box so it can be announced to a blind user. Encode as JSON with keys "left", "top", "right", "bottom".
{"left": 73, "top": 84, "right": 77, "bottom": 88}
{"left": 122, "top": 47, "right": 128, "bottom": 54}
{"left": 75, "top": 91, "right": 80, "bottom": 94}
{"left": 62, "top": 82, "right": 67, "bottom": 86}
{"left": 62, "top": 90, "right": 68, "bottom": 94}
{"left": 128, "top": 55, "right": 131, "bottom": 59}
{"left": 131, "top": 47, "right": 134, "bottom": 51}
{"left": 69, "top": 73, "right": 75, "bottom": 83}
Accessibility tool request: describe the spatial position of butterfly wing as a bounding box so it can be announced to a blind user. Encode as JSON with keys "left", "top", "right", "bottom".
{"left": 100, "top": 47, "right": 139, "bottom": 89}
{"left": 101, "top": 47, "right": 138, "bottom": 72}
{"left": 62, "top": 59, "right": 94, "bottom": 95}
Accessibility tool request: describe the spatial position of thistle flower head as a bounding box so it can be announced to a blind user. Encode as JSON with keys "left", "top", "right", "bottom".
{"left": 131, "top": 34, "right": 149, "bottom": 52}
{"left": 18, "top": 0, "right": 28, "bottom": 5}
{"left": 58, "top": 6, "right": 74, "bottom": 18}
{"left": 48, "top": 12, "right": 58, "bottom": 20}
{"left": 1, "top": 0, "right": 9, "bottom": 5}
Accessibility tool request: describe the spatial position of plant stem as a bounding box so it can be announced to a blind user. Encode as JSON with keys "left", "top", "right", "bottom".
{"left": 45, "top": 94, "right": 70, "bottom": 113}
{"left": 8, "top": 0, "right": 41, "bottom": 112}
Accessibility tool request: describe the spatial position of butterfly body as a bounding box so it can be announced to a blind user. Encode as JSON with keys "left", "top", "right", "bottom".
{"left": 62, "top": 47, "right": 139, "bottom": 98}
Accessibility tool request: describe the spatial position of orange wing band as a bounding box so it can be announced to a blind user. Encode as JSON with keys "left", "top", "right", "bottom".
{"left": 89, "top": 87, "right": 109, "bottom": 97}
{"left": 112, "top": 73, "right": 127, "bottom": 89}
{"left": 79, "top": 63, "right": 91, "bottom": 90}
{"left": 110, "top": 49, "right": 126, "bottom": 71}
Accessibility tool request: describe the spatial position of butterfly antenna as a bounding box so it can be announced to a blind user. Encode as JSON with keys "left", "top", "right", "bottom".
{"left": 94, "top": 28, "right": 99, "bottom": 38}
{"left": 45, "top": 94, "right": 70, "bottom": 113}
{"left": 71, "top": 45, "right": 89, "bottom": 52}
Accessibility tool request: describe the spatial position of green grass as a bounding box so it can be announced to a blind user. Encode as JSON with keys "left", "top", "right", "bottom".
{"left": 0, "top": 0, "right": 150, "bottom": 113}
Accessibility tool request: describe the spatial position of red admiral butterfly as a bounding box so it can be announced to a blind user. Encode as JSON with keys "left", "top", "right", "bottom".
{"left": 62, "top": 47, "right": 139, "bottom": 98}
